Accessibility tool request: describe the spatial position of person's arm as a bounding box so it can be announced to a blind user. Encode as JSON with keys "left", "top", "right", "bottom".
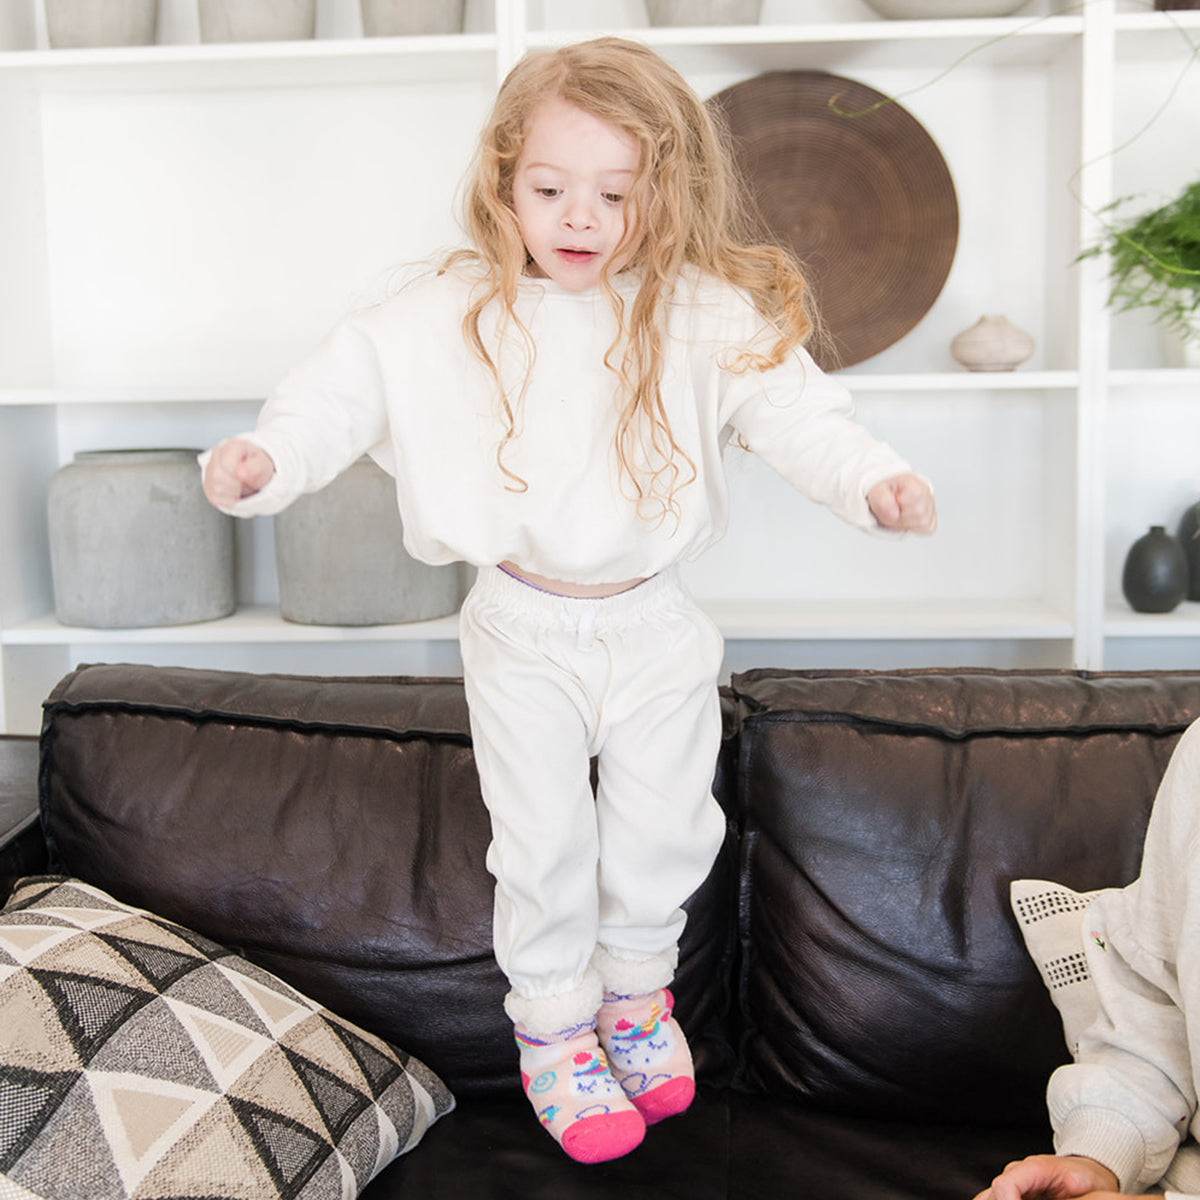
{"left": 716, "top": 299, "right": 934, "bottom": 535}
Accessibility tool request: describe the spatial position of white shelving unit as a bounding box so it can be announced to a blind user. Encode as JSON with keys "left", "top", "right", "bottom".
{"left": 1, "top": 0, "right": 1198, "bottom": 732}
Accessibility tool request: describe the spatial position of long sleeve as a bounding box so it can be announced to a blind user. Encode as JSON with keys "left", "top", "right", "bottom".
{"left": 723, "top": 348, "right": 914, "bottom": 531}
{"left": 1048, "top": 721, "right": 1200, "bottom": 1194}
{"left": 708, "top": 289, "right": 915, "bottom": 531}
{"left": 201, "top": 314, "right": 392, "bottom": 518}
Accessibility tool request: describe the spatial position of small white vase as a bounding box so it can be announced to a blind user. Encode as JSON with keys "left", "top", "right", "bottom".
{"left": 864, "top": 1, "right": 1025, "bottom": 15}
{"left": 45, "top": 0, "right": 158, "bottom": 47}
{"left": 198, "top": 0, "right": 315, "bottom": 42}
{"left": 360, "top": 0, "right": 465, "bottom": 36}
{"left": 645, "top": 0, "right": 762, "bottom": 25}
{"left": 950, "top": 315, "right": 1035, "bottom": 372}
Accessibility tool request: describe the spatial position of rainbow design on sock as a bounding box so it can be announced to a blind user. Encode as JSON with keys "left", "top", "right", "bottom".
{"left": 514, "top": 1018, "right": 595, "bottom": 1049}
{"left": 573, "top": 1050, "right": 608, "bottom": 1077}
{"left": 612, "top": 1000, "right": 663, "bottom": 1044}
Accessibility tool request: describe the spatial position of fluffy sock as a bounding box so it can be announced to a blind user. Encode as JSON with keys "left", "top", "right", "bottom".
{"left": 595, "top": 988, "right": 695, "bottom": 1125}
{"left": 515, "top": 1022, "right": 645, "bottom": 1163}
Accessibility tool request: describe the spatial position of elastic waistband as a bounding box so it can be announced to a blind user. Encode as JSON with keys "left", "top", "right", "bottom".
{"left": 469, "top": 565, "right": 687, "bottom": 627}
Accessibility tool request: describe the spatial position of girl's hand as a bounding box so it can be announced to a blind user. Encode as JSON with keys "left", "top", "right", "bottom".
{"left": 867, "top": 472, "right": 937, "bottom": 534}
{"left": 203, "top": 438, "right": 276, "bottom": 508}
{"left": 970, "top": 1154, "right": 1122, "bottom": 1200}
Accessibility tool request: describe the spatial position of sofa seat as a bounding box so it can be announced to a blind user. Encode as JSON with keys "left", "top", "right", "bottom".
{"left": 366, "top": 1089, "right": 1048, "bottom": 1199}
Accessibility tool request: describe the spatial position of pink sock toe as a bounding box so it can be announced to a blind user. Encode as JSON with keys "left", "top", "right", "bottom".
{"left": 634, "top": 1075, "right": 694, "bottom": 1125}
{"left": 561, "top": 1109, "right": 646, "bottom": 1163}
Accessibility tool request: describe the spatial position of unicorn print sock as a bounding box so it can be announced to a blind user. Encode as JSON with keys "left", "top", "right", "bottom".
{"left": 515, "top": 1021, "right": 645, "bottom": 1163}
{"left": 595, "top": 988, "right": 695, "bottom": 1124}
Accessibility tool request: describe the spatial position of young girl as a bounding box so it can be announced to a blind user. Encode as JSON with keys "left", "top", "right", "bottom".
{"left": 202, "top": 36, "right": 936, "bottom": 1165}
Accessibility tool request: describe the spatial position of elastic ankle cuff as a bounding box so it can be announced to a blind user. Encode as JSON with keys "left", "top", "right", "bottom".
{"left": 593, "top": 944, "right": 677, "bottom": 998}
{"left": 505, "top": 967, "right": 604, "bottom": 1041}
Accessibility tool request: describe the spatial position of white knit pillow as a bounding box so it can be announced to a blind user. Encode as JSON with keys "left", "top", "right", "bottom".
{"left": 1009, "top": 878, "right": 1107, "bottom": 1058}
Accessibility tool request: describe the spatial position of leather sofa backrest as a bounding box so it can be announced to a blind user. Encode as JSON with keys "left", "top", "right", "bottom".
{"left": 37, "top": 663, "right": 737, "bottom": 1097}
{"left": 729, "top": 668, "right": 1200, "bottom": 1127}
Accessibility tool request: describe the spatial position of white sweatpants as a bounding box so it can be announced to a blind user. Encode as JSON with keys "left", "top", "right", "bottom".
{"left": 459, "top": 565, "right": 727, "bottom": 1038}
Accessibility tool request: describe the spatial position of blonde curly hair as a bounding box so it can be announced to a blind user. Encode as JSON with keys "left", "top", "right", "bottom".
{"left": 442, "top": 36, "right": 817, "bottom": 521}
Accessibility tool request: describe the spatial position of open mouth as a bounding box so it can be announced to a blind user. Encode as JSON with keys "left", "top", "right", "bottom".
{"left": 556, "top": 248, "right": 597, "bottom": 264}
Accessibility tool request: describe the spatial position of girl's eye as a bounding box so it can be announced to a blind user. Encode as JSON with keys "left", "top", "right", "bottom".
{"left": 602, "top": 193, "right": 624, "bottom": 204}
{"left": 535, "top": 187, "right": 560, "bottom": 198}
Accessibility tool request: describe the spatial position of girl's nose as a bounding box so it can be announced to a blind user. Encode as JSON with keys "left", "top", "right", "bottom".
{"left": 561, "top": 198, "right": 597, "bottom": 230}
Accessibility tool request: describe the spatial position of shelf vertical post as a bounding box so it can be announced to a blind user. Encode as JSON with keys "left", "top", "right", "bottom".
{"left": 1074, "top": 0, "right": 1115, "bottom": 668}
{"left": 495, "top": 0, "right": 526, "bottom": 86}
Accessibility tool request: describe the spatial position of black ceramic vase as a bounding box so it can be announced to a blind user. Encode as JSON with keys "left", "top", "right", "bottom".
{"left": 1122, "top": 526, "right": 1187, "bottom": 613}
{"left": 1177, "top": 502, "right": 1200, "bottom": 601}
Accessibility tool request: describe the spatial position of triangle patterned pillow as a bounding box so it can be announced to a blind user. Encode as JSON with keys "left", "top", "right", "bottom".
{"left": 0, "top": 876, "right": 454, "bottom": 1200}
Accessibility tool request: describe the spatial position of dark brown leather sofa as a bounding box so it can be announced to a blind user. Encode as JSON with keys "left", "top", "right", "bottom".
{"left": 4, "top": 662, "right": 1199, "bottom": 1199}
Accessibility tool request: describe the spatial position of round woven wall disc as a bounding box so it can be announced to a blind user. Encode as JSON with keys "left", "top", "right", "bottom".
{"left": 708, "top": 71, "right": 959, "bottom": 370}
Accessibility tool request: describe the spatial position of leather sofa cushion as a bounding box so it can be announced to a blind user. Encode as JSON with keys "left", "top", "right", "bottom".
{"left": 729, "top": 667, "right": 1200, "bottom": 1127}
{"left": 38, "top": 663, "right": 737, "bottom": 1098}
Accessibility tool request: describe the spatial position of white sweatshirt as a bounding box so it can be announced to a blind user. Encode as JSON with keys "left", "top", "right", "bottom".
{"left": 1049, "top": 719, "right": 1200, "bottom": 1199}
{"left": 206, "top": 265, "right": 912, "bottom": 584}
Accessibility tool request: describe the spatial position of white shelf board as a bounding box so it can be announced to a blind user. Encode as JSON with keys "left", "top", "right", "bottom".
{"left": 2, "top": 606, "right": 462, "bottom": 645}
{"left": 0, "top": 33, "right": 499, "bottom": 90}
{"left": 0, "top": 371, "right": 1080, "bottom": 408}
{"left": 526, "top": 15, "right": 1083, "bottom": 68}
{"left": 0, "top": 386, "right": 266, "bottom": 407}
{"left": 4, "top": 598, "right": 1074, "bottom": 646}
{"left": 702, "top": 597, "right": 1074, "bottom": 641}
{"left": 1105, "top": 598, "right": 1200, "bottom": 639}
{"left": 1108, "top": 368, "right": 1200, "bottom": 391}
{"left": 839, "top": 370, "right": 1077, "bottom": 393}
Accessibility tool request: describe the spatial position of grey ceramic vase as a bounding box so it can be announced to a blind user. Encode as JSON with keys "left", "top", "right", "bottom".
{"left": 1122, "top": 525, "right": 1187, "bottom": 614}
{"left": 273, "top": 458, "right": 463, "bottom": 625}
{"left": 45, "top": 0, "right": 158, "bottom": 47}
{"left": 48, "top": 449, "right": 236, "bottom": 628}
{"left": 198, "top": 0, "right": 316, "bottom": 42}
{"left": 864, "top": 1, "right": 1025, "bottom": 14}
{"left": 645, "top": 0, "right": 762, "bottom": 24}
{"left": 360, "top": 0, "right": 465, "bottom": 35}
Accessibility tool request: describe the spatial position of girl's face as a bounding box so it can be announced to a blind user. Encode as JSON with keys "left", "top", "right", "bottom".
{"left": 511, "top": 97, "right": 640, "bottom": 292}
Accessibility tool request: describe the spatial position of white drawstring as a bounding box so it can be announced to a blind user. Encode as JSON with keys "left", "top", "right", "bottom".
{"left": 559, "top": 600, "right": 598, "bottom": 651}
